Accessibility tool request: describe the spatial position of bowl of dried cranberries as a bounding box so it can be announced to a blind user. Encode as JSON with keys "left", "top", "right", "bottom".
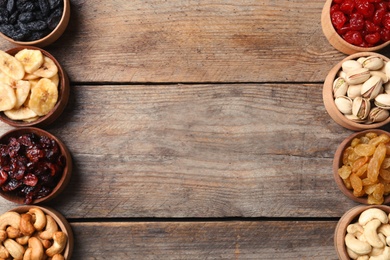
{"left": 333, "top": 129, "right": 390, "bottom": 205}
{"left": 0, "top": 127, "right": 72, "bottom": 204}
{"left": 0, "top": 0, "right": 71, "bottom": 47}
{"left": 0, "top": 46, "right": 70, "bottom": 128}
{"left": 321, "top": 0, "right": 390, "bottom": 54}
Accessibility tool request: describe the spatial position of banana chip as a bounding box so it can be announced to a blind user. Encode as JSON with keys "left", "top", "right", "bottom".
{"left": 0, "top": 82, "right": 16, "bottom": 111}
{"left": 15, "top": 49, "right": 44, "bottom": 74}
{"left": 28, "top": 78, "right": 58, "bottom": 116}
{"left": 0, "top": 50, "right": 25, "bottom": 80}
{"left": 33, "top": 56, "right": 58, "bottom": 78}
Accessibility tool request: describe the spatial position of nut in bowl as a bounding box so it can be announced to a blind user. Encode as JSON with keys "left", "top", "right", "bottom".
{"left": 323, "top": 52, "right": 390, "bottom": 131}
{"left": 0, "top": 127, "right": 72, "bottom": 205}
{"left": 333, "top": 129, "right": 390, "bottom": 205}
{"left": 0, "top": 205, "right": 74, "bottom": 259}
{"left": 0, "top": 0, "right": 70, "bottom": 47}
{"left": 321, "top": 0, "right": 390, "bottom": 55}
{"left": 0, "top": 46, "right": 70, "bottom": 128}
{"left": 334, "top": 205, "right": 390, "bottom": 260}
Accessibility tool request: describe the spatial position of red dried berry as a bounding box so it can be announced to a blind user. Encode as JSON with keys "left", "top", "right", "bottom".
{"left": 344, "top": 30, "right": 364, "bottom": 45}
{"left": 365, "top": 32, "right": 381, "bottom": 44}
{"left": 340, "top": 0, "right": 356, "bottom": 14}
{"left": 332, "top": 10, "right": 347, "bottom": 29}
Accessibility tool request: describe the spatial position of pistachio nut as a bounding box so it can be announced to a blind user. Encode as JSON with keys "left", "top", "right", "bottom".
{"left": 337, "top": 70, "right": 347, "bottom": 79}
{"left": 362, "top": 56, "right": 385, "bottom": 71}
{"left": 342, "top": 59, "right": 363, "bottom": 73}
{"left": 368, "top": 107, "right": 390, "bottom": 123}
{"left": 345, "top": 114, "right": 366, "bottom": 123}
{"left": 357, "top": 57, "right": 366, "bottom": 64}
{"left": 335, "top": 96, "right": 353, "bottom": 115}
{"left": 375, "top": 93, "right": 390, "bottom": 110}
{"left": 347, "top": 84, "right": 363, "bottom": 99}
{"left": 346, "top": 67, "right": 371, "bottom": 85}
{"left": 384, "top": 81, "right": 390, "bottom": 94}
{"left": 370, "top": 70, "right": 388, "bottom": 84}
{"left": 361, "top": 75, "right": 383, "bottom": 100}
{"left": 352, "top": 96, "right": 371, "bottom": 119}
{"left": 333, "top": 77, "right": 348, "bottom": 98}
{"left": 385, "top": 61, "right": 390, "bottom": 79}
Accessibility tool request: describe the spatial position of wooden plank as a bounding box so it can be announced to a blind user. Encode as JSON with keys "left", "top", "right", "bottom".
{"left": 0, "top": 0, "right": 354, "bottom": 83}
{"left": 0, "top": 83, "right": 362, "bottom": 218}
{"left": 69, "top": 220, "right": 338, "bottom": 259}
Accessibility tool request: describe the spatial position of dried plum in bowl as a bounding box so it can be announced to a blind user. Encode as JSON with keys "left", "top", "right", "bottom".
{"left": 0, "top": 127, "right": 72, "bottom": 204}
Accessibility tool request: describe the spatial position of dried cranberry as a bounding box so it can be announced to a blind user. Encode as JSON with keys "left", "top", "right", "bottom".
{"left": 356, "top": 0, "right": 375, "bottom": 18}
{"left": 344, "top": 30, "right": 364, "bottom": 45}
{"left": 382, "top": 13, "right": 390, "bottom": 30}
{"left": 23, "top": 173, "right": 38, "bottom": 186}
{"left": 0, "top": 170, "right": 7, "bottom": 186}
{"left": 365, "top": 32, "right": 381, "bottom": 44}
{"left": 332, "top": 10, "right": 347, "bottom": 29}
{"left": 350, "top": 13, "right": 365, "bottom": 31}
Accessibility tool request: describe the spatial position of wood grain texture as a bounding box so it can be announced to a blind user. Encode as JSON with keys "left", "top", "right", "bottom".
{"left": 0, "top": 0, "right": 364, "bottom": 83}
{"left": 70, "top": 221, "right": 338, "bottom": 259}
{"left": 0, "top": 83, "right": 363, "bottom": 218}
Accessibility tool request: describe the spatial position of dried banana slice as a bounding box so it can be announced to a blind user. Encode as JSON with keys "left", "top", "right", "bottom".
{"left": 33, "top": 56, "right": 58, "bottom": 78}
{"left": 28, "top": 78, "right": 58, "bottom": 116}
{"left": 4, "top": 106, "right": 37, "bottom": 121}
{"left": 49, "top": 73, "right": 59, "bottom": 88}
{"left": 15, "top": 49, "right": 44, "bottom": 74}
{"left": 0, "top": 82, "right": 16, "bottom": 111}
{"left": 13, "top": 80, "right": 31, "bottom": 109}
{"left": 0, "top": 50, "right": 25, "bottom": 80}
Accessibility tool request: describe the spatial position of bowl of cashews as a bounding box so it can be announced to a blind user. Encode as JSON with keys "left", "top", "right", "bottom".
{"left": 335, "top": 205, "right": 390, "bottom": 259}
{"left": 0, "top": 205, "right": 73, "bottom": 260}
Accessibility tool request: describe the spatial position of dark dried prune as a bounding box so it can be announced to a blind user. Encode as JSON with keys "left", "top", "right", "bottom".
{"left": 22, "top": 20, "right": 47, "bottom": 31}
{"left": 8, "top": 10, "right": 18, "bottom": 24}
{"left": 48, "top": 0, "right": 61, "bottom": 10}
{"left": 38, "top": 0, "right": 49, "bottom": 16}
{"left": 0, "top": 8, "right": 8, "bottom": 24}
{"left": 0, "top": 24, "right": 30, "bottom": 40}
{"left": 16, "top": 0, "right": 35, "bottom": 12}
{"left": 6, "top": 0, "right": 15, "bottom": 13}
{"left": 18, "top": 11, "right": 34, "bottom": 23}
{"left": 46, "top": 6, "right": 60, "bottom": 30}
{"left": 25, "top": 29, "right": 47, "bottom": 41}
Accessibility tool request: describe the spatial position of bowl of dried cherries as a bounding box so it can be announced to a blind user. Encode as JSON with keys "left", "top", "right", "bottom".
{"left": 334, "top": 205, "right": 390, "bottom": 259}
{"left": 0, "top": 0, "right": 70, "bottom": 47}
{"left": 0, "top": 127, "right": 72, "bottom": 205}
{"left": 0, "top": 46, "right": 70, "bottom": 128}
{"left": 0, "top": 205, "right": 74, "bottom": 259}
{"left": 322, "top": 0, "right": 390, "bottom": 54}
{"left": 333, "top": 129, "right": 390, "bottom": 205}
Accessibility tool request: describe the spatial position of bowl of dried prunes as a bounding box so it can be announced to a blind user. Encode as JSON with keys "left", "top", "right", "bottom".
{"left": 0, "top": 0, "right": 70, "bottom": 47}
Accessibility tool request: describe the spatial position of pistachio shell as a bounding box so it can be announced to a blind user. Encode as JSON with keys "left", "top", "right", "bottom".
{"left": 345, "top": 114, "right": 366, "bottom": 123}
{"left": 368, "top": 107, "right": 390, "bottom": 123}
{"left": 362, "top": 56, "right": 385, "bottom": 70}
{"left": 361, "top": 75, "right": 383, "bottom": 100}
{"left": 384, "top": 81, "right": 390, "bottom": 94}
{"left": 375, "top": 93, "right": 390, "bottom": 110}
{"left": 346, "top": 68, "right": 371, "bottom": 85}
{"left": 352, "top": 96, "right": 370, "bottom": 119}
{"left": 385, "top": 61, "right": 390, "bottom": 79}
{"left": 335, "top": 96, "right": 353, "bottom": 115}
{"left": 357, "top": 57, "right": 366, "bottom": 64}
{"left": 347, "top": 84, "right": 363, "bottom": 99}
{"left": 370, "top": 71, "right": 388, "bottom": 84}
{"left": 342, "top": 60, "right": 363, "bottom": 73}
{"left": 333, "top": 77, "right": 348, "bottom": 97}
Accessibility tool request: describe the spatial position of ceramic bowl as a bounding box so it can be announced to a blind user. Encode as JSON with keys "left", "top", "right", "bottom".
{"left": 323, "top": 52, "right": 390, "bottom": 131}
{"left": 0, "top": 46, "right": 70, "bottom": 128}
{"left": 0, "top": 0, "right": 70, "bottom": 47}
{"left": 333, "top": 129, "right": 390, "bottom": 205}
{"left": 5, "top": 205, "right": 74, "bottom": 259}
{"left": 321, "top": 0, "right": 390, "bottom": 55}
{"left": 0, "top": 127, "right": 72, "bottom": 205}
{"left": 334, "top": 205, "right": 390, "bottom": 260}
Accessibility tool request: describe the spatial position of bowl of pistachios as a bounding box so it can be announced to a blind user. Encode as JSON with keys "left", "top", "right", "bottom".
{"left": 323, "top": 52, "right": 390, "bottom": 131}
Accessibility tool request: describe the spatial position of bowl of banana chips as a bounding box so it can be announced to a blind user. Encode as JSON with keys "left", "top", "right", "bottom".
{"left": 0, "top": 46, "right": 69, "bottom": 127}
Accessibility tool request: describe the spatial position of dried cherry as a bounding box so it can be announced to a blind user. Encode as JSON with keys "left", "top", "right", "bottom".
{"left": 0, "top": 132, "right": 65, "bottom": 204}
{"left": 331, "top": 0, "right": 390, "bottom": 47}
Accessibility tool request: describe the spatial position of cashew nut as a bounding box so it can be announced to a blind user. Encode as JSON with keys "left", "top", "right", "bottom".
{"left": 364, "top": 219, "right": 385, "bottom": 248}
{"left": 345, "top": 233, "right": 372, "bottom": 255}
{"left": 0, "top": 230, "right": 6, "bottom": 242}
{"left": 356, "top": 256, "right": 369, "bottom": 260}
{"left": 6, "top": 226, "right": 22, "bottom": 239}
{"left": 52, "top": 253, "right": 65, "bottom": 260}
{"left": 359, "top": 208, "right": 389, "bottom": 226}
{"left": 23, "top": 247, "right": 32, "bottom": 260}
{"left": 347, "top": 246, "right": 360, "bottom": 259}
{"left": 378, "top": 224, "right": 390, "bottom": 238}
{"left": 28, "top": 208, "right": 46, "bottom": 231}
{"left": 369, "top": 246, "right": 390, "bottom": 260}
{"left": 16, "top": 235, "right": 30, "bottom": 246}
{"left": 0, "top": 211, "right": 21, "bottom": 231}
{"left": 0, "top": 245, "right": 9, "bottom": 259}
{"left": 39, "top": 215, "right": 58, "bottom": 240}
{"left": 3, "top": 238, "right": 25, "bottom": 260}
{"left": 27, "top": 237, "right": 44, "bottom": 260}
{"left": 45, "top": 231, "right": 67, "bottom": 257}
{"left": 20, "top": 214, "right": 35, "bottom": 236}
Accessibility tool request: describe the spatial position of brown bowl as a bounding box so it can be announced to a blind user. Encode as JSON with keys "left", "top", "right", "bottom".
{"left": 334, "top": 205, "right": 390, "bottom": 260}
{"left": 333, "top": 129, "right": 390, "bottom": 205}
{"left": 323, "top": 52, "right": 390, "bottom": 131}
{"left": 321, "top": 0, "right": 390, "bottom": 55}
{"left": 0, "top": 127, "right": 72, "bottom": 205}
{"left": 0, "top": 46, "right": 70, "bottom": 128}
{"left": 0, "top": 0, "right": 70, "bottom": 47}
{"left": 7, "top": 205, "right": 74, "bottom": 259}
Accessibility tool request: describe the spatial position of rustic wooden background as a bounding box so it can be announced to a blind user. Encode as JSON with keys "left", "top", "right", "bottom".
{"left": 1, "top": 0, "right": 390, "bottom": 259}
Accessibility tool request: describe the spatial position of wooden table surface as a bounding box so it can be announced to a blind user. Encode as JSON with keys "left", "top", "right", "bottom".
{"left": 1, "top": 0, "right": 389, "bottom": 259}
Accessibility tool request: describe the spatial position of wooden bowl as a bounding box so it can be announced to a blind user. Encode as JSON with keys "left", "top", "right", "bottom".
{"left": 0, "top": 0, "right": 70, "bottom": 47}
{"left": 333, "top": 129, "right": 390, "bottom": 205}
{"left": 323, "top": 52, "right": 390, "bottom": 131}
{"left": 321, "top": 0, "right": 390, "bottom": 55}
{"left": 334, "top": 205, "right": 390, "bottom": 260}
{"left": 0, "top": 46, "right": 70, "bottom": 128}
{"left": 0, "top": 127, "right": 72, "bottom": 205}
{"left": 7, "top": 205, "right": 74, "bottom": 259}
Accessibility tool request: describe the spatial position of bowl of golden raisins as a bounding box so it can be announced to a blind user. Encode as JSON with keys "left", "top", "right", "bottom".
{"left": 334, "top": 129, "right": 390, "bottom": 205}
